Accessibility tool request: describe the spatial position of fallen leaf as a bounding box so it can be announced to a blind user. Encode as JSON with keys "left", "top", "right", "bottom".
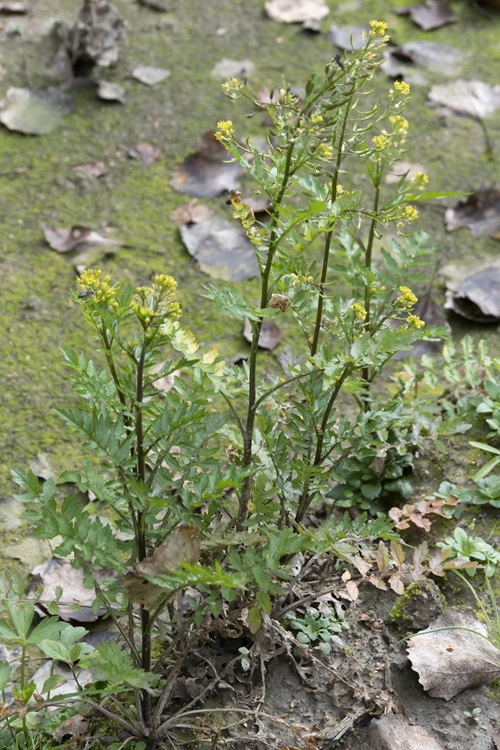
{"left": 132, "top": 64, "right": 170, "bottom": 85}
{"left": 31, "top": 557, "right": 111, "bottom": 622}
{"left": 0, "top": 2, "right": 28, "bottom": 13}
{"left": 445, "top": 188, "right": 500, "bottom": 238}
{"left": 43, "top": 224, "right": 119, "bottom": 253}
{"left": 382, "top": 42, "right": 465, "bottom": 81}
{"left": 67, "top": 0, "right": 126, "bottom": 70}
{"left": 243, "top": 317, "right": 283, "bottom": 351}
{"left": 264, "top": 0, "right": 329, "bottom": 24}
{"left": 211, "top": 58, "right": 255, "bottom": 79}
{"left": 0, "top": 87, "right": 70, "bottom": 135}
{"left": 171, "top": 131, "right": 245, "bottom": 198}
{"left": 396, "top": 0, "right": 457, "bottom": 31}
{"left": 445, "top": 266, "right": 500, "bottom": 323}
{"left": 428, "top": 80, "right": 500, "bottom": 119}
{"left": 137, "top": 0, "right": 169, "bottom": 10}
{"left": 72, "top": 161, "right": 108, "bottom": 179}
{"left": 407, "top": 609, "right": 500, "bottom": 699}
{"left": 123, "top": 525, "right": 200, "bottom": 608}
{"left": 97, "top": 80, "right": 125, "bottom": 102}
{"left": 328, "top": 24, "right": 369, "bottom": 51}
{"left": 171, "top": 199, "right": 214, "bottom": 225}
{"left": 179, "top": 214, "right": 259, "bottom": 281}
{"left": 128, "top": 142, "right": 161, "bottom": 165}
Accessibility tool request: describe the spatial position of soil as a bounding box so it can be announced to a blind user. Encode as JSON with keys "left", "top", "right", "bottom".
{"left": 0, "top": 1, "right": 499, "bottom": 748}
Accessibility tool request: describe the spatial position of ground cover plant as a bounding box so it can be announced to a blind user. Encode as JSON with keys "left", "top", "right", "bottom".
{"left": 1, "top": 19, "right": 499, "bottom": 750}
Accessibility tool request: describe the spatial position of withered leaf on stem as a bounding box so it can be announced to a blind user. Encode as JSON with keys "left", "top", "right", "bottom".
{"left": 123, "top": 525, "right": 200, "bottom": 609}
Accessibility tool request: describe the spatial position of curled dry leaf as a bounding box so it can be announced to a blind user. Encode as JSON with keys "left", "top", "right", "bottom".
{"left": 31, "top": 557, "right": 111, "bottom": 622}
{"left": 445, "top": 267, "right": 500, "bottom": 323}
{"left": 264, "top": 0, "right": 329, "bottom": 24}
{"left": 180, "top": 214, "right": 259, "bottom": 281}
{"left": 243, "top": 317, "right": 284, "bottom": 351}
{"left": 123, "top": 525, "right": 200, "bottom": 609}
{"left": 128, "top": 142, "right": 161, "bottom": 165}
{"left": 171, "top": 131, "right": 245, "bottom": 198}
{"left": 407, "top": 609, "right": 500, "bottom": 699}
{"left": 445, "top": 188, "right": 500, "bottom": 238}
{"left": 428, "top": 80, "right": 500, "bottom": 119}
{"left": 396, "top": 0, "right": 457, "bottom": 31}
{"left": 43, "top": 224, "right": 119, "bottom": 253}
{"left": 389, "top": 496, "right": 460, "bottom": 531}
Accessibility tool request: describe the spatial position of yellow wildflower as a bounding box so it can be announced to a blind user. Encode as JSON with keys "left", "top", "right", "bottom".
{"left": 318, "top": 143, "right": 333, "bottom": 160}
{"left": 351, "top": 302, "right": 367, "bottom": 320}
{"left": 393, "top": 80, "right": 410, "bottom": 96}
{"left": 78, "top": 268, "right": 117, "bottom": 306}
{"left": 389, "top": 115, "right": 409, "bottom": 136}
{"left": 397, "top": 286, "right": 418, "bottom": 309}
{"left": 407, "top": 314, "right": 425, "bottom": 329}
{"left": 336, "top": 184, "right": 344, "bottom": 196}
{"left": 311, "top": 112, "right": 324, "bottom": 124}
{"left": 369, "top": 20, "right": 388, "bottom": 37}
{"left": 215, "top": 120, "right": 234, "bottom": 140}
{"left": 372, "top": 134, "right": 389, "bottom": 150}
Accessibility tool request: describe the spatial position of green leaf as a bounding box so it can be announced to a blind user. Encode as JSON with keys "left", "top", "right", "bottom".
{"left": 27, "top": 616, "right": 66, "bottom": 645}
{"left": 203, "top": 285, "right": 277, "bottom": 322}
{"left": 90, "top": 641, "right": 156, "bottom": 690}
{"left": 0, "top": 661, "right": 11, "bottom": 690}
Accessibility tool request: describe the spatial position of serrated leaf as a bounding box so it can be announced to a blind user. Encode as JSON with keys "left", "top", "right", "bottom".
{"left": 247, "top": 605, "right": 262, "bottom": 634}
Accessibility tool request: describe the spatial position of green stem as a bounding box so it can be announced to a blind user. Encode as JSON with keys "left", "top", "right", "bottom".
{"left": 361, "top": 168, "right": 381, "bottom": 396}
{"left": 238, "top": 142, "right": 296, "bottom": 527}
{"left": 295, "top": 365, "right": 351, "bottom": 523}
{"left": 310, "top": 85, "right": 355, "bottom": 358}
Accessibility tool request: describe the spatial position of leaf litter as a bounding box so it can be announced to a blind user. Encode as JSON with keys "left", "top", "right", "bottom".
{"left": 264, "top": 0, "right": 329, "bottom": 24}
{"left": 428, "top": 80, "right": 500, "bottom": 119}
{"left": 179, "top": 214, "right": 259, "bottom": 281}
{"left": 243, "top": 317, "right": 284, "bottom": 351}
{"left": 132, "top": 64, "right": 170, "bottom": 85}
{"left": 407, "top": 609, "right": 500, "bottom": 699}
{"left": 445, "top": 188, "right": 500, "bottom": 238}
{"left": 396, "top": 0, "right": 458, "bottom": 30}
{"left": 43, "top": 224, "right": 120, "bottom": 253}
{"left": 170, "top": 131, "right": 245, "bottom": 198}
{"left": 0, "top": 87, "right": 72, "bottom": 135}
{"left": 128, "top": 142, "right": 161, "bottom": 165}
{"left": 382, "top": 41, "right": 466, "bottom": 80}
{"left": 445, "top": 266, "right": 500, "bottom": 323}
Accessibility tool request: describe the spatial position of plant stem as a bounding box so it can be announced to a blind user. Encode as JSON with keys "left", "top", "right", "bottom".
{"left": 361, "top": 167, "right": 381, "bottom": 398}
{"left": 238, "top": 142, "right": 295, "bottom": 527}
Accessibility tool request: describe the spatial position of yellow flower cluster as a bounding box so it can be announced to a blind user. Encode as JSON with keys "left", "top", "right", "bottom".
{"left": 215, "top": 120, "right": 234, "bottom": 140}
{"left": 318, "top": 143, "right": 333, "bottom": 160}
{"left": 412, "top": 172, "right": 429, "bottom": 189}
{"left": 407, "top": 314, "right": 425, "bottom": 329}
{"left": 389, "top": 115, "right": 409, "bottom": 136}
{"left": 311, "top": 112, "right": 324, "bottom": 124}
{"left": 290, "top": 273, "right": 315, "bottom": 286}
{"left": 372, "top": 134, "right": 389, "bottom": 150}
{"left": 78, "top": 268, "right": 117, "bottom": 306}
{"left": 336, "top": 184, "right": 344, "bottom": 196}
{"left": 133, "top": 274, "right": 181, "bottom": 329}
{"left": 351, "top": 302, "right": 367, "bottom": 321}
{"left": 369, "top": 20, "right": 389, "bottom": 37}
{"left": 393, "top": 80, "right": 410, "bottom": 96}
{"left": 397, "top": 286, "right": 418, "bottom": 309}
{"left": 221, "top": 78, "right": 243, "bottom": 98}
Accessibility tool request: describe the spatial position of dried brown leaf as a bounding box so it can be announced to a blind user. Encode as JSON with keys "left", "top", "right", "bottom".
{"left": 408, "top": 609, "right": 500, "bottom": 699}
{"left": 396, "top": 0, "right": 457, "bottom": 31}
{"left": 171, "top": 131, "right": 245, "bottom": 199}
{"left": 128, "top": 142, "right": 161, "bottom": 165}
{"left": 123, "top": 525, "right": 200, "bottom": 608}
{"left": 264, "top": 0, "right": 329, "bottom": 24}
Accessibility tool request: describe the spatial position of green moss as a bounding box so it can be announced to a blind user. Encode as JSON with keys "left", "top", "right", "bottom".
{"left": 390, "top": 579, "right": 446, "bottom": 625}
